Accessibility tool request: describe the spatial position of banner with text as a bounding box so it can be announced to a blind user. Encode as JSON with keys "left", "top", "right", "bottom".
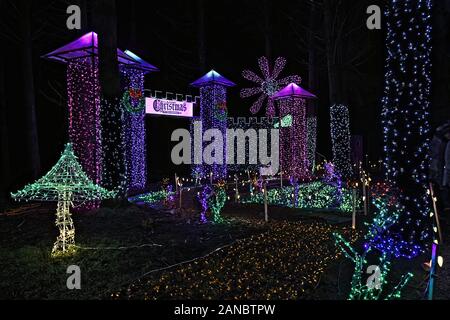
{"left": 146, "top": 97, "right": 194, "bottom": 118}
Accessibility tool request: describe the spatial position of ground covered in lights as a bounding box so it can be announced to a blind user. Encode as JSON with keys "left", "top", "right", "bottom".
{"left": 1, "top": 201, "right": 449, "bottom": 300}
{"left": 115, "top": 221, "right": 357, "bottom": 299}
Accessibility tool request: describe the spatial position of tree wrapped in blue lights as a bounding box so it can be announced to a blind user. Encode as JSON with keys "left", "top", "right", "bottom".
{"left": 120, "top": 50, "right": 158, "bottom": 194}
{"left": 380, "top": 0, "right": 433, "bottom": 257}
{"left": 191, "top": 70, "right": 236, "bottom": 180}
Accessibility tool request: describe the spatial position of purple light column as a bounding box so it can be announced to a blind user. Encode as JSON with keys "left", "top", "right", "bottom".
{"left": 67, "top": 57, "right": 102, "bottom": 186}
{"left": 274, "top": 83, "right": 316, "bottom": 181}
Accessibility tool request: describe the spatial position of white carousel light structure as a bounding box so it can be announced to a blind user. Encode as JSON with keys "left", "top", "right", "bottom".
{"left": 11, "top": 143, "right": 116, "bottom": 256}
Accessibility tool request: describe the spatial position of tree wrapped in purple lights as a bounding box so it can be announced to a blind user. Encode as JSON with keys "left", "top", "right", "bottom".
{"left": 241, "top": 57, "right": 301, "bottom": 117}
{"left": 273, "top": 83, "right": 317, "bottom": 181}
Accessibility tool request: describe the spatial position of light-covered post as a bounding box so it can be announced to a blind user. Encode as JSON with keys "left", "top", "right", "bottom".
{"left": 263, "top": 179, "right": 268, "bottom": 222}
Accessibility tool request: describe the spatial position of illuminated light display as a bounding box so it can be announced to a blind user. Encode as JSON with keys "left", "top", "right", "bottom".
{"left": 66, "top": 57, "right": 102, "bottom": 189}
{"left": 121, "top": 88, "right": 145, "bottom": 114}
{"left": 273, "top": 83, "right": 317, "bottom": 181}
{"left": 129, "top": 189, "right": 175, "bottom": 206}
{"left": 334, "top": 233, "right": 413, "bottom": 300}
{"left": 10, "top": 144, "right": 115, "bottom": 256}
{"left": 191, "top": 70, "right": 236, "bottom": 180}
{"left": 120, "top": 51, "right": 158, "bottom": 193}
{"left": 208, "top": 182, "right": 227, "bottom": 223}
{"left": 241, "top": 57, "right": 301, "bottom": 117}
{"left": 197, "top": 185, "right": 213, "bottom": 223}
{"left": 197, "top": 183, "right": 227, "bottom": 224}
{"left": 380, "top": 0, "right": 433, "bottom": 257}
{"left": 307, "top": 116, "right": 317, "bottom": 174}
{"left": 333, "top": 182, "right": 414, "bottom": 300}
{"left": 273, "top": 114, "right": 292, "bottom": 129}
{"left": 226, "top": 117, "right": 279, "bottom": 173}
{"left": 114, "top": 221, "right": 358, "bottom": 299}
{"left": 330, "top": 104, "right": 353, "bottom": 179}
{"left": 42, "top": 32, "right": 153, "bottom": 201}
{"left": 241, "top": 181, "right": 356, "bottom": 213}
{"left": 120, "top": 69, "right": 146, "bottom": 193}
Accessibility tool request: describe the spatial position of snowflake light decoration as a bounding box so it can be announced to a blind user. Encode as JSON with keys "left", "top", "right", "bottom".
{"left": 241, "top": 57, "right": 301, "bottom": 117}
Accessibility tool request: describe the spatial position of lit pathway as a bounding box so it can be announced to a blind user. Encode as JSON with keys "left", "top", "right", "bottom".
{"left": 114, "top": 221, "right": 358, "bottom": 300}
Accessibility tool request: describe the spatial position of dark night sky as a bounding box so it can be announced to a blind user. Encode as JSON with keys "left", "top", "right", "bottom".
{"left": 2, "top": 0, "right": 449, "bottom": 186}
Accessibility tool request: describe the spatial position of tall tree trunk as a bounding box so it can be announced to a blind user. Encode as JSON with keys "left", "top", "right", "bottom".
{"left": 19, "top": 0, "right": 41, "bottom": 179}
{"left": 196, "top": 0, "right": 207, "bottom": 73}
{"left": 308, "top": 2, "right": 321, "bottom": 113}
{"left": 432, "top": 0, "right": 450, "bottom": 126}
{"left": 262, "top": 0, "right": 272, "bottom": 59}
{"left": 94, "top": 0, "right": 126, "bottom": 193}
{"left": 0, "top": 54, "right": 10, "bottom": 206}
{"left": 80, "top": 0, "right": 90, "bottom": 32}
{"left": 323, "top": 0, "right": 343, "bottom": 105}
{"left": 129, "top": 0, "right": 137, "bottom": 48}
{"left": 95, "top": 0, "right": 121, "bottom": 99}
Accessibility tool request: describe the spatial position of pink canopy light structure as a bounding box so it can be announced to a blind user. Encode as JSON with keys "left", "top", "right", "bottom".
{"left": 273, "top": 83, "right": 317, "bottom": 182}
{"left": 42, "top": 32, "right": 158, "bottom": 72}
{"left": 272, "top": 83, "right": 317, "bottom": 100}
{"left": 42, "top": 32, "right": 158, "bottom": 205}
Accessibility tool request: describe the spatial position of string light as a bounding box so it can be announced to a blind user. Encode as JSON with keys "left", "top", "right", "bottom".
{"left": 115, "top": 221, "right": 357, "bottom": 299}
{"left": 241, "top": 181, "right": 356, "bottom": 213}
{"left": 241, "top": 57, "right": 301, "bottom": 117}
{"left": 334, "top": 181, "right": 414, "bottom": 299}
{"left": 380, "top": 0, "right": 433, "bottom": 257}
{"left": 277, "top": 96, "right": 308, "bottom": 180}
{"left": 120, "top": 67, "right": 147, "bottom": 193}
{"left": 67, "top": 57, "right": 102, "bottom": 210}
{"left": 330, "top": 104, "right": 352, "bottom": 179}
{"left": 10, "top": 144, "right": 115, "bottom": 256}
{"left": 334, "top": 233, "right": 413, "bottom": 300}
{"left": 273, "top": 83, "right": 317, "bottom": 181}
{"left": 191, "top": 70, "right": 235, "bottom": 180}
{"left": 227, "top": 117, "right": 279, "bottom": 174}
{"left": 307, "top": 116, "right": 317, "bottom": 173}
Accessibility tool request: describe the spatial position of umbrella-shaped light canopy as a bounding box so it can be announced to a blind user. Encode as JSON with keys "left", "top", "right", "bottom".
{"left": 124, "top": 50, "right": 159, "bottom": 73}
{"left": 272, "top": 83, "right": 317, "bottom": 100}
{"left": 11, "top": 143, "right": 116, "bottom": 203}
{"left": 191, "top": 70, "right": 236, "bottom": 88}
{"left": 42, "top": 32, "right": 157, "bottom": 73}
